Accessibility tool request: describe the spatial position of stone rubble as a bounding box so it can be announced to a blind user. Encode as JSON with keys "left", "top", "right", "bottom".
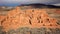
{"left": 0, "top": 7, "right": 60, "bottom": 32}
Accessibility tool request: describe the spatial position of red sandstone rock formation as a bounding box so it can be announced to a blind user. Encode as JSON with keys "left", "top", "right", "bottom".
{"left": 0, "top": 7, "right": 60, "bottom": 32}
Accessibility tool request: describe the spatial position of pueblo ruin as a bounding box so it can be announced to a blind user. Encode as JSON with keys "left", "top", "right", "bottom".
{"left": 0, "top": 6, "right": 60, "bottom": 34}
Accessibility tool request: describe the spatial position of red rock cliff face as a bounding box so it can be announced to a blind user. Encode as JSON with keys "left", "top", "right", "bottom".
{"left": 0, "top": 7, "right": 60, "bottom": 32}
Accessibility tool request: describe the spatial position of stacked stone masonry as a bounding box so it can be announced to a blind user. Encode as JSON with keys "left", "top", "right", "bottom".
{"left": 0, "top": 7, "right": 60, "bottom": 32}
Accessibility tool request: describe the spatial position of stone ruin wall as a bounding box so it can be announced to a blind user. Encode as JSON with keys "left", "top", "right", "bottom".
{"left": 0, "top": 7, "right": 60, "bottom": 34}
